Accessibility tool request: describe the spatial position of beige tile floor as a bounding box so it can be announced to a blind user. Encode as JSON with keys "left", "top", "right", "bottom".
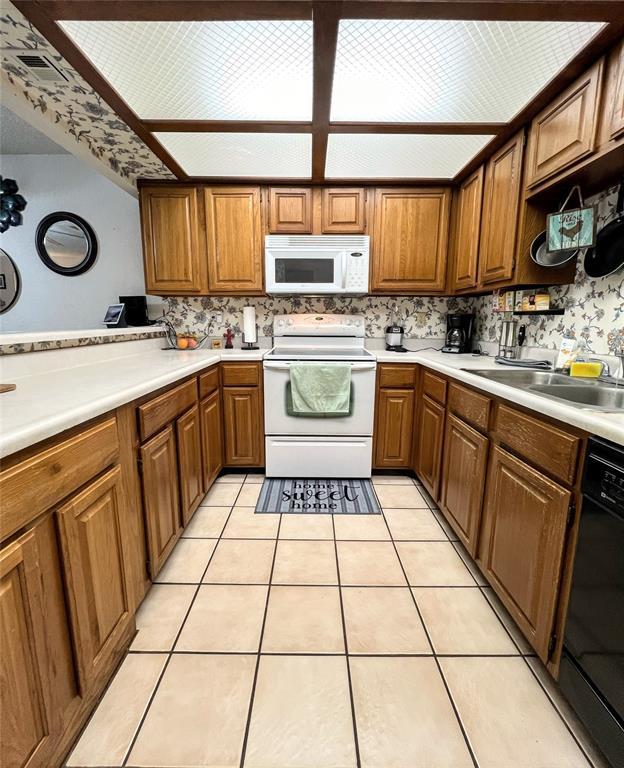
{"left": 67, "top": 472, "right": 605, "bottom": 768}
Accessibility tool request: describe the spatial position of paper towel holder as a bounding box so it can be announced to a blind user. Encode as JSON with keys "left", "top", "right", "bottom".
{"left": 242, "top": 337, "right": 259, "bottom": 350}
{"left": 242, "top": 305, "right": 260, "bottom": 350}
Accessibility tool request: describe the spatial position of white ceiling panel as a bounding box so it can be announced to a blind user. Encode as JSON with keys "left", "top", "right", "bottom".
{"left": 325, "top": 134, "right": 494, "bottom": 178}
{"left": 331, "top": 20, "right": 603, "bottom": 122}
{"left": 60, "top": 20, "right": 313, "bottom": 120}
{"left": 154, "top": 132, "right": 312, "bottom": 177}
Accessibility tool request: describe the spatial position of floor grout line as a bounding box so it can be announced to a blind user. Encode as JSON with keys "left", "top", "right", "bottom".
{"left": 377, "top": 497, "right": 481, "bottom": 768}
{"left": 331, "top": 513, "right": 362, "bottom": 768}
{"left": 238, "top": 513, "right": 282, "bottom": 768}
{"left": 121, "top": 487, "right": 242, "bottom": 768}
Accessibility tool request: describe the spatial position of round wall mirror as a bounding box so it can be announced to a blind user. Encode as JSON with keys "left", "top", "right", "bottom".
{"left": 36, "top": 212, "right": 98, "bottom": 276}
{"left": 0, "top": 249, "right": 21, "bottom": 314}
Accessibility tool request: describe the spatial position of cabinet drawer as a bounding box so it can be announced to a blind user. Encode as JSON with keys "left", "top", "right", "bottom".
{"left": 448, "top": 383, "right": 490, "bottom": 433}
{"left": 0, "top": 417, "right": 119, "bottom": 542}
{"left": 199, "top": 365, "right": 220, "bottom": 399}
{"left": 138, "top": 378, "right": 198, "bottom": 441}
{"left": 221, "top": 363, "right": 260, "bottom": 387}
{"left": 422, "top": 370, "right": 447, "bottom": 405}
{"left": 494, "top": 404, "right": 580, "bottom": 485}
{"left": 378, "top": 364, "right": 416, "bottom": 388}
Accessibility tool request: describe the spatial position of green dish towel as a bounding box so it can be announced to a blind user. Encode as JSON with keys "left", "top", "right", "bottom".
{"left": 289, "top": 363, "right": 352, "bottom": 415}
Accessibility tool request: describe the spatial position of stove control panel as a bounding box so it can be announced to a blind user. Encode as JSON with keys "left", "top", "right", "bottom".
{"left": 273, "top": 313, "right": 365, "bottom": 337}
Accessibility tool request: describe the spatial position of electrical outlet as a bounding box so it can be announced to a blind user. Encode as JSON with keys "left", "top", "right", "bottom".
{"left": 212, "top": 312, "right": 223, "bottom": 324}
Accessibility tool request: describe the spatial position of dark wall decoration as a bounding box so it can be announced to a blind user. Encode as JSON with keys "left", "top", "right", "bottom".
{"left": 0, "top": 177, "right": 27, "bottom": 233}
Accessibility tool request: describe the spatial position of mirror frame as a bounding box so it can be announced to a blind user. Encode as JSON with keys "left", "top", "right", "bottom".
{"left": 0, "top": 249, "right": 21, "bottom": 314}
{"left": 36, "top": 211, "right": 98, "bottom": 276}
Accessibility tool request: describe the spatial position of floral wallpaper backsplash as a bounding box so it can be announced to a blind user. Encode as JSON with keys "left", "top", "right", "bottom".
{"left": 473, "top": 184, "right": 624, "bottom": 356}
{"left": 0, "top": 2, "right": 172, "bottom": 184}
{"left": 163, "top": 295, "right": 473, "bottom": 341}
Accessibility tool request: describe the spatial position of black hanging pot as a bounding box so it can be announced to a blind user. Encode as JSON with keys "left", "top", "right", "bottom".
{"left": 584, "top": 181, "right": 624, "bottom": 279}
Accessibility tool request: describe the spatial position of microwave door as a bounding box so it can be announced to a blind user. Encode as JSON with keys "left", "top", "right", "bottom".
{"left": 268, "top": 249, "right": 342, "bottom": 293}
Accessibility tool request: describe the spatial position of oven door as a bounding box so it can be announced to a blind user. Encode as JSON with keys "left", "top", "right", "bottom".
{"left": 265, "top": 248, "right": 345, "bottom": 294}
{"left": 263, "top": 360, "right": 376, "bottom": 436}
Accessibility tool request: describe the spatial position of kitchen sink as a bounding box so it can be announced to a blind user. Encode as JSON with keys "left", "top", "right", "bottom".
{"left": 464, "top": 369, "right": 624, "bottom": 412}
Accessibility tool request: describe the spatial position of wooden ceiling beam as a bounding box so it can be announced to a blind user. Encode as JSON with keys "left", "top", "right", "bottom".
{"left": 311, "top": 1, "right": 342, "bottom": 182}
{"left": 14, "top": 0, "right": 188, "bottom": 180}
{"left": 330, "top": 122, "right": 505, "bottom": 134}
{"left": 32, "top": 1, "right": 314, "bottom": 21}
{"left": 144, "top": 120, "right": 313, "bottom": 133}
{"left": 342, "top": 1, "right": 624, "bottom": 22}
{"left": 454, "top": 20, "right": 624, "bottom": 183}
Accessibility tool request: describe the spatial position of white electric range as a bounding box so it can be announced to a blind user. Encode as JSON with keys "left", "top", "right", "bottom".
{"left": 263, "top": 314, "right": 377, "bottom": 478}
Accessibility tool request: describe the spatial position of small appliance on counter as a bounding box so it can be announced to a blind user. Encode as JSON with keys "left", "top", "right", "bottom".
{"left": 385, "top": 304, "right": 407, "bottom": 353}
{"left": 441, "top": 313, "right": 474, "bottom": 353}
{"left": 119, "top": 295, "right": 149, "bottom": 327}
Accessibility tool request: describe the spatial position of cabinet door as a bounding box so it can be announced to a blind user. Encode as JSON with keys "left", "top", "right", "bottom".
{"left": 140, "top": 186, "right": 207, "bottom": 295}
{"left": 526, "top": 60, "right": 603, "bottom": 187}
{"left": 200, "top": 390, "right": 223, "bottom": 490}
{"left": 204, "top": 187, "right": 263, "bottom": 293}
{"left": 451, "top": 166, "right": 484, "bottom": 291}
{"left": 372, "top": 188, "right": 451, "bottom": 293}
{"left": 176, "top": 405, "right": 204, "bottom": 525}
{"left": 374, "top": 388, "right": 415, "bottom": 468}
{"left": 478, "top": 132, "right": 524, "bottom": 285}
{"left": 268, "top": 188, "right": 312, "bottom": 233}
{"left": 610, "top": 42, "right": 624, "bottom": 139}
{"left": 1, "top": 517, "right": 81, "bottom": 768}
{"left": 140, "top": 426, "right": 182, "bottom": 579}
{"left": 415, "top": 394, "right": 445, "bottom": 500}
{"left": 1, "top": 530, "right": 51, "bottom": 768}
{"left": 439, "top": 414, "right": 488, "bottom": 556}
{"left": 478, "top": 446, "right": 571, "bottom": 662}
{"left": 322, "top": 188, "right": 366, "bottom": 233}
{"left": 223, "top": 387, "right": 263, "bottom": 466}
{"left": 57, "top": 466, "right": 131, "bottom": 689}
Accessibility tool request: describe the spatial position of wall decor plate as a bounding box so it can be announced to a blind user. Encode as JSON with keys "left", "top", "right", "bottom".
{"left": 546, "top": 205, "right": 595, "bottom": 252}
{"left": 0, "top": 249, "right": 21, "bottom": 313}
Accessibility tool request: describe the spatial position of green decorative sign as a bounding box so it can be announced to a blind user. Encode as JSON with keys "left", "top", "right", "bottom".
{"left": 546, "top": 206, "right": 595, "bottom": 252}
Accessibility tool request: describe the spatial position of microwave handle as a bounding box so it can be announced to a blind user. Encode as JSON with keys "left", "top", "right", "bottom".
{"left": 341, "top": 249, "right": 348, "bottom": 289}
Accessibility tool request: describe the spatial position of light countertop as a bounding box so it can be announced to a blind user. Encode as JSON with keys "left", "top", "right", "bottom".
{"left": 1, "top": 341, "right": 622, "bottom": 459}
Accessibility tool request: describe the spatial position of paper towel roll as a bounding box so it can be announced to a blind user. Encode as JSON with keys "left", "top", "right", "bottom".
{"left": 242, "top": 306, "right": 257, "bottom": 344}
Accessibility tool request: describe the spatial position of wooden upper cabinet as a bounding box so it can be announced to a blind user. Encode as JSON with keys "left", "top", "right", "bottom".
{"left": 439, "top": 414, "right": 488, "bottom": 556}
{"left": 525, "top": 60, "right": 603, "bottom": 188}
{"left": 176, "top": 405, "right": 204, "bottom": 525}
{"left": 204, "top": 187, "right": 263, "bottom": 293}
{"left": 451, "top": 166, "right": 484, "bottom": 291}
{"left": 374, "top": 388, "right": 415, "bottom": 468}
{"left": 372, "top": 187, "right": 450, "bottom": 293}
{"left": 478, "top": 131, "right": 524, "bottom": 286}
{"left": 140, "top": 426, "right": 182, "bottom": 578}
{"left": 140, "top": 186, "right": 207, "bottom": 295}
{"left": 321, "top": 188, "right": 366, "bottom": 233}
{"left": 268, "top": 188, "right": 312, "bottom": 233}
{"left": 478, "top": 446, "right": 571, "bottom": 662}
{"left": 57, "top": 466, "right": 132, "bottom": 689}
{"left": 609, "top": 42, "right": 624, "bottom": 139}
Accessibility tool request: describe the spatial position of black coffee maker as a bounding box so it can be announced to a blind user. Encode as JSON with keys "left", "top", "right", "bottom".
{"left": 442, "top": 313, "right": 474, "bottom": 354}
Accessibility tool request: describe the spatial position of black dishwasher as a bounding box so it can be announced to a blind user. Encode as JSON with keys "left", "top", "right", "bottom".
{"left": 559, "top": 437, "right": 624, "bottom": 768}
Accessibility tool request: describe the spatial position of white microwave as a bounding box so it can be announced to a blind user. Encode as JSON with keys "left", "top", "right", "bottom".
{"left": 265, "top": 235, "right": 369, "bottom": 295}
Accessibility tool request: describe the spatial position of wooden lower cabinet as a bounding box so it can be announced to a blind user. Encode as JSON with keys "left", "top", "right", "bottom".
{"left": 140, "top": 426, "right": 182, "bottom": 578}
{"left": 374, "top": 388, "right": 415, "bottom": 468}
{"left": 415, "top": 394, "right": 446, "bottom": 500}
{"left": 200, "top": 390, "right": 223, "bottom": 489}
{"left": 57, "top": 466, "right": 132, "bottom": 689}
{"left": 223, "top": 386, "right": 263, "bottom": 466}
{"left": 478, "top": 446, "right": 572, "bottom": 662}
{"left": 439, "top": 414, "right": 488, "bottom": 556}
{"left": 176, "top": 404, "right": 204, "bottom": 525}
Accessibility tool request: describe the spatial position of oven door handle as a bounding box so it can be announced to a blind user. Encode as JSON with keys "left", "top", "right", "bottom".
{"left": 263, "top": 361, "right": 377, "bottom": 371}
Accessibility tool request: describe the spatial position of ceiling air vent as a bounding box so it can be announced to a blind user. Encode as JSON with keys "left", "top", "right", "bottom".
{"left": 10, "top": 51, "right": 69, "bottom": 84}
